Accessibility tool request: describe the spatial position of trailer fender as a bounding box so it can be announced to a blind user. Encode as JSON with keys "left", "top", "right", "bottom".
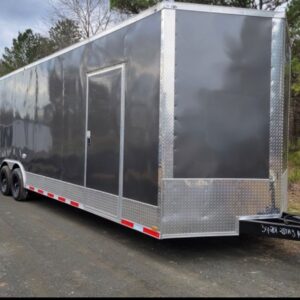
{"left": 0, "top": 160, "right": 27, "bottom": 186}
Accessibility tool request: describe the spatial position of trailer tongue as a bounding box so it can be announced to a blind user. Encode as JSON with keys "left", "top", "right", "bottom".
{"left": 240, "top": 213, "right": 300, "bottom": 241}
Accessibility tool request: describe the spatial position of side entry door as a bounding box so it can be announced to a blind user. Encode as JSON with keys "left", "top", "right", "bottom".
{"left": 85, "top": 65, "right": 125, "bottom": 197}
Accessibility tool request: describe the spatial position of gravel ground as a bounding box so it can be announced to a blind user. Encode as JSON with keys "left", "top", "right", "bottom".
{"left": 0, "top": 193, "right": 299, "bottom": 297}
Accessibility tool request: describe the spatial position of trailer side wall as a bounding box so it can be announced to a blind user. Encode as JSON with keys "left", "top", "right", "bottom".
{"left": 174, "top": 11, "right": 272, "bottom": 179}
{"left": 0, "top": 12, "right": 161, "bottom": 206}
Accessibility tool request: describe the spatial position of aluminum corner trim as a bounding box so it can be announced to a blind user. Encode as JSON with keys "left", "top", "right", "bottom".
{"left": 159, "top": 7, "right": 176, "bottom": 234}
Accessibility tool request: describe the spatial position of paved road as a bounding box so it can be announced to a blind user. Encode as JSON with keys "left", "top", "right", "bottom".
{"left": 0, "top": 193, "right": 299, "bottom": 297}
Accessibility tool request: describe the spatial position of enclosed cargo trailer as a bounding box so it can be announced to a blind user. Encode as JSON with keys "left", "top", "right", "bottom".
{"left": 0, "top": 2, "right": 293, "bottom": 239}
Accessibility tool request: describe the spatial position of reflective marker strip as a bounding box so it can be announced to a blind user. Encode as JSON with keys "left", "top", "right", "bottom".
{"left": 58, "top": 196, "right": 66, "bottom": 203}
{"left": 70, "top": 201, "right": 79, "bottom": 208}
{"left": 143, "top": 227, "right": 160, "bottom": 239}
{"left": 121, "top": 219, "right": 134, "bottom": 228}
{"left": 26, "top": 186, "right": 161, "bottom": 239}
{"left": 26, "top": 185, "right": 81, "bottom": 209}
{"left": 121, "top": 219, "right": 161, "bottom": 239}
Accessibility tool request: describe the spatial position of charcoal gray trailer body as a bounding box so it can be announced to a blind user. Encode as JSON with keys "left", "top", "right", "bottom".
{"left": 0, "top": 2, "right": 291, "bottom": 239}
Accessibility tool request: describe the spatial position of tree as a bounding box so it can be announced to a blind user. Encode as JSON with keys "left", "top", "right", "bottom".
{"left": 286, "top": 0, "right": 300, "bottom": 147}
{"left": 0, "top": 60, "right": 6, "bottom": 77}
{"left": 49, "top": 18, "right": 81, "bottom": 51}
{"left": 111, "top": 0, "right": 258, "bottom": 13}
{"left": 287, "top": 0, "right": 300, "bottom": 96}
{"left": 1, "top": 29, "right": 54, "bottom": 75}
{"left": 110, "top": 0, "right": 158, "bottom": 14}
{"left": 50, "top": 0, "right": 112, "bottom": 38}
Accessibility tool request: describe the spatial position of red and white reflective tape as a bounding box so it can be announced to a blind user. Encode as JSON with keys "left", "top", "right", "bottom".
{"left": 26, "top": 185, "right": 82, "bottom": 209}
{"left": 121, "top": 219, "right": 160, "bottom": 239}
{"left": 26, "top": 185, "right": 161, "bottom": 239}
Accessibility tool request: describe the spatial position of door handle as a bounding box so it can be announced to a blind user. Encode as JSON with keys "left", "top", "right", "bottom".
{"left": 87, "top": 130, "right": 91, "bottom": 146}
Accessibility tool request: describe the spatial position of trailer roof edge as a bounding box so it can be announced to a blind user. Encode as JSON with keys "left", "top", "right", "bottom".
{"left": 171, "top": 2, "right": 286, "bottom": 19}
{"left": 0, "top": 1, "right": 286, "bottom": 82}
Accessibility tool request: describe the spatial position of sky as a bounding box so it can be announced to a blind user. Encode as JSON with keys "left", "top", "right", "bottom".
{"left": 0, "top": 0, "right": 51, "bottom": 55}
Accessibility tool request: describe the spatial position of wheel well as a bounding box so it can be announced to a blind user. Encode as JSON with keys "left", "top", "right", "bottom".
{"left": 12, "top": 164, "right": 20, "bottom": 170}
{"left": 0, "top": 162, "right": 8, "bottom": 169}
{"left": 0, "top": 162, "right": 22, "bottom": 171}
{"left": 0, "top": 161, "right": 26, "bottom": 183}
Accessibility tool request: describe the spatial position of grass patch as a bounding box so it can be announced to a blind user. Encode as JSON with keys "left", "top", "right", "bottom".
{"left": 288, "top": 202, "right": 300, "bottom": 214}
{"left": 288, "top": 143, "right": 300, "bottom": 185}
{"left": 288, "top": 142, "right": 300, "bottom": 214}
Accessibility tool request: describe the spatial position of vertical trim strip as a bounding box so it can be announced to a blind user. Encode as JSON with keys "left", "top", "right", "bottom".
{"left": 158, "top": 8, "right": 176, "bottom": 235}
{"left": 118, "top": 65, "right": 126, "bottom": 219}
{"left": 84, "top": 74, "right": 89, "bottom": 187}
{"left": 284, "top": 24, "right": 291, "bottom": 172}
{"left": 161, "top": 8, "right": 176, "bottom": 178}
{"left": 269, "top": 18, "right": 286, "bottom": 212}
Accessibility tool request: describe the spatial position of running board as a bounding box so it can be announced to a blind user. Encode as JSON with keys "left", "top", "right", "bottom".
{"left": 240, "top": 213, "right": 300, "bottom": 241}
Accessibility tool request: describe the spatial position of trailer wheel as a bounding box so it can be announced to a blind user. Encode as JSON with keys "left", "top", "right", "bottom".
{"left": 11, "top": 168, "right": 28, "bottom": 201}
{"left": 0, "top": 165, "right": 11, "bottom": 196}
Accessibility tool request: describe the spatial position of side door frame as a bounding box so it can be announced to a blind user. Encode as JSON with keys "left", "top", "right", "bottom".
{"left": 84, "top": 63, "right": 126, "bottom": 219}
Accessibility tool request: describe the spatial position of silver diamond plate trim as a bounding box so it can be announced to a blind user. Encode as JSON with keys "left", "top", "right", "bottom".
{"left": 269, "top": 18, "right": 286, "bottom": 211}
{"left": 122, "top": 197, "right": 159, "bottom": 229}
{"left": 162, "top": 179, "right": 273, "bottom": 236}
{"left": 159, "top": 8, "right": 175, "bottom": 181}
{"left": 26, "top": 172, "right": 118, "bottom": 218}
{"left": 270, "top": 18, "right": 285, "bottom": 179}
{"left": 158, "top": 8, "right": 176, "bottom": 231}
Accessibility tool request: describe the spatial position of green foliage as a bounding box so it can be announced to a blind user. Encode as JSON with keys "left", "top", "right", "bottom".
{"left": 290, "top": 149, "right": 300, "bottom": 166}
{"left": 1, "top": 29, "right": 54, "bottom": 75}
{"left": 0, "top": 60, "right": 5, "bottom": 77}
{"left": 291, "top": 56, "right": 300, "bottom": 95}
{"left": 287, "top": 0, "right": 300, "bottom": 97}
{"left": 289, "top": 169, "right": 300, "bottom": 184}
{"left": 289, "top": 149, "right": 300, "bottom": 184}
{"left": 289, "top": 139, "right": 300, "bottom": 185}
{"left": 287, "top": 0, "right": 300, "bottom": 40}
{"left": 0, "top": 18, "right": 83, "bottom": 77}
{"left": 49, "top": 19, "right": 81, "bottom": 51}
{"left": 111, "top": 0, "right": 158, "bottom": 14}
{"left": 181, "top": 0, "right": 256, "bottom": 8}
{"left": 111, "top": 0, "right": 258, "bottom": 13}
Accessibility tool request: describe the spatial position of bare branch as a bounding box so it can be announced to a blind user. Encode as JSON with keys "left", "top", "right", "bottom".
{"left": 49, "top": 0, "right": 118, "bottom": 39}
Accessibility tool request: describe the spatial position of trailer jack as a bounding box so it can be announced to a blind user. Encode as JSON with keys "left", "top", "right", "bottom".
{"left": 240, "top": 213, "right": 300, "bottom": 241}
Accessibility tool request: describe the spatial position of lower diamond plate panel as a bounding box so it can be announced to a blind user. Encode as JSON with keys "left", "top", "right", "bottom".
{"left": 162, "top": 179, "right": 279, "bottom": 236}
{"left": 26, "top": 172, "right": 160, "bottom": 229}
{"left": 122, "top": 197, "right": 159, "bottom": 229}
{"left": 26, "top": 172, "right": 118, "bottom": 218}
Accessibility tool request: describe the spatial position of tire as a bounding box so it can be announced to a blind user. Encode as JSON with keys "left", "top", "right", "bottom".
{"left": 11, "top": 168, "right": 28, "bottom": 201}
{"left": 0, "top": 165, "right": 11, "bottom": 196}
